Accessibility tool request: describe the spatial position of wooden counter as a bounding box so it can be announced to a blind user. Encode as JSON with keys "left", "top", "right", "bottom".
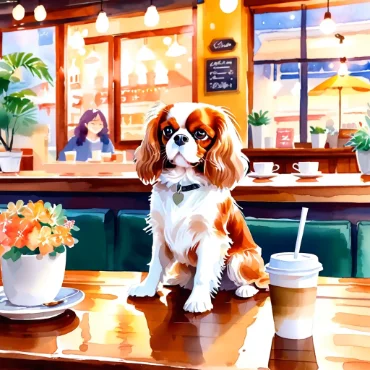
{"left": 1, "top": 172, "right": 370, "bottom": 203}
{"left": 243, "top": 148, "right": 359, "bottom": 174}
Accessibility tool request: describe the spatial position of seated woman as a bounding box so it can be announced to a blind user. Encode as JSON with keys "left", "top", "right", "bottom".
{"left": 59, "top": 109, "right": 114, "bottom": 161}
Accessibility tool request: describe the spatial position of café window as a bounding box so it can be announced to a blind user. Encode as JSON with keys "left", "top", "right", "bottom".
{"left": 2, "top": 27, "right": 57, "bottom": 159}
{"left": 253, "top": 3, "right": 370, "bottom": 143}
{"left": 66, "top": 8, "right": 193, "bottom": 151}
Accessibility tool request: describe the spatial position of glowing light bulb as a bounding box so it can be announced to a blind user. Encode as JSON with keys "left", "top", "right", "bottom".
{"left": 96, "top": 11, "right": 109, "bottom": 34}
{"left": 78, "top": 48, "right": 86, "bottom": 56}
{"left": 144, "top": 5, "right": 160, "bottom": 27}
{"left": 220, "top": 0, "right": 238, "bottom": 14}
{"left": 12, "top": 3, "right": 25, "bottom": 21}
{"left": 34, "top": 4, "right": 47, "bottom": 22}
{"left": 320, "top": 12, "right": 336, "bottom": 35}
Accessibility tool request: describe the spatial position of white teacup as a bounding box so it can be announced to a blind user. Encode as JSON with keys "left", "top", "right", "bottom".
{"left": 254, "top": 162, "right": 280, "bottom": 175}
{"left": 293, "top": 162, "right": 319, "bottom": 174}
{"left": 92, "top": 150, "right": 102, "bottom": 162}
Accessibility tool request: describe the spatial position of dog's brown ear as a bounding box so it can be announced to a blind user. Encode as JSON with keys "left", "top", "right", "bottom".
{"left": 203, "top": 108, "right": 246, "bottom": 189}
{"left": 135, "top": 103, "right": 173, "bottom": 185}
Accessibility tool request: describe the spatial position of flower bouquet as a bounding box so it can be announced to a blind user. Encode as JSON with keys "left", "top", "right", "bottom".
{"left": 0, "top": 200, "right": 79, "bottom": 306}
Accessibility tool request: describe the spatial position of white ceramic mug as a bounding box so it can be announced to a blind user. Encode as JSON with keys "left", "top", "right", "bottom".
{"left": 293, "top": 162, "right": 319, "bottom": 174}
{"left": 92, "top": 150, "right": 102, "bottom": 161}
{"left": 254, "top": 162, "right": 280, "bottom": 175}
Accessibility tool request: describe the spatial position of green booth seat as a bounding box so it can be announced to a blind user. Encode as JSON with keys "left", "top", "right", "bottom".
{"left": 356, "top": 221, "right": 370, "bottom": 278}
{"left": 246, "top": 218, "right": 352, "bottom": 278}
{"left": 116, "top": 211, "right": 352, "bottom": 278}
{"left": 65, "top": 209, "right": 115, "bottom": 271}
{"left": 115, "top": 210, "right": 151, "bottom": 272}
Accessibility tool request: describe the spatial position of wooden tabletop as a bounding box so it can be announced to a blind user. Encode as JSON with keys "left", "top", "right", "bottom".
{"left": 0, "top": 271, "right": 370, "bottom": 369}
{"left": 2, "top": 172, "right": 370, "bottom": 203}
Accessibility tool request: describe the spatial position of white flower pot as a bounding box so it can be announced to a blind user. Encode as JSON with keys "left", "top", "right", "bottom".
{"left": 1, "top": 252, "right": 66, "bottom": 306}
{"left": 0, "top": 150, "right": 22, "bottom": 172}
{"left": 356, "top": 150, "right": 370, "bottom": 175}
{"left": 311, "top": 134, "right": 327, "bottom": 149}
{"left": 251, "top": 125, "right": 265, "bottom": 149}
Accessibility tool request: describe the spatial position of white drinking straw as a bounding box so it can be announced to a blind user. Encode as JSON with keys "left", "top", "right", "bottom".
{"left": 294, "top": 207, "right": 309, "bottom": 259}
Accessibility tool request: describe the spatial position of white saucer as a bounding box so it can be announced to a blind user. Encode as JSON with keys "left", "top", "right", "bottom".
{"left": 293, "top": 171, "right": 323, "bottom": 178}
{"left": 248, "top": 172, "right": 278, "bottom": 179}
{"left": 0, "top": 287, "right": 85, "bottom": 320}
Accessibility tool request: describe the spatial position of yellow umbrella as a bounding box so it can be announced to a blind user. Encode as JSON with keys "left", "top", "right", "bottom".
{"left": 308, "top": 75, "right": 370, "bottom": 127}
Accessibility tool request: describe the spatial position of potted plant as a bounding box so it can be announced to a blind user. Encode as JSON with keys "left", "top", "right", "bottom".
{"left": 0, "top": 52, "right": 53, "bottom": 172}
{"left": 248, "top": 110, "right": 270, "bottom": 149}
{"left": 0, "top": 200, "right": 79, "bottom": 306}
{"left": 310, "top": 126, "right": 327, "bottom": 148}
{"left": 346, "top": 110, "right": 370, "bottom": 174}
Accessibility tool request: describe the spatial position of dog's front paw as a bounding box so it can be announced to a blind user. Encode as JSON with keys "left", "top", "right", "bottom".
{"left": 183, "top": 288, "right": 213, "bottom": 313}
{"left": 235, "top": 285, "right": 259, "bottom": 298}
{"left": 128, "top": 282, "right": 157, "bottom": 297}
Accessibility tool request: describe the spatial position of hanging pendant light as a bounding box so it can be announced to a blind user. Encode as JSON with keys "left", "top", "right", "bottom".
{"left": 12, "top": 1, "right": 25, "bottom": 21}
{"left": 320, "top": 0, "right": 336, "bottom": 35}
{"left": 144, "top": 0, "right": 160, "bottom": 27}
{"left": 34, "top": 1, "right": 47, "bottom": 22}
{"left": 137, "top": 38, "right": 156, "bottom": 61}
{"left": 166, "top": 35, "right": 187, "bottom": 57}
{"left": 220, "top": 0, "right": 238, "bottom": 14}
{"left": 96, "top": 0, "right": 110, "bottom": 34}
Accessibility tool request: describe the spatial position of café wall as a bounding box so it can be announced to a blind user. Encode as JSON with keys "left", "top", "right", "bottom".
{"left": 196, "top": 0, "right": 250, "bottom": 145}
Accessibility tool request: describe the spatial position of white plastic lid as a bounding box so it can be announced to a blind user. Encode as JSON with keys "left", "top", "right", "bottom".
{"left": 265, "top": 252, "right": 323, "bottom": 276}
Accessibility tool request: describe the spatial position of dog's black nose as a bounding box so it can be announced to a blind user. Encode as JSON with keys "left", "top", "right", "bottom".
{"left": 174, "top": 134, "right": 189, "bottom": 147}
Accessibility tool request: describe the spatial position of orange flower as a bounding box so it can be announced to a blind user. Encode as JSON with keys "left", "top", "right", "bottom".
{"left": 52, "top": 226, "right": 75, "bottom": 248}
{"left": 28, "top": 225, "right": 56, "bottom": 255}
{"left": 4, "top": 216, "right": 36, "bottom": 249}
{"left": 23, "top": 200, "right": 52, "bottom": 224}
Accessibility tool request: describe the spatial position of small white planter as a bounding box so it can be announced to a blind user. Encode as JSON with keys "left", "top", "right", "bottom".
{"left": 1, "top": 252, "right": 66, "bottom": 306}
{"left": 311, "top": 134, "right": 327, "bottom": 149}
{"left": 0, "top": 150, "right": 22, "bottom": 172}
{"left": 251, "top": 125, "right": 265, "bottom": 149}
{"left": 356, "top": 150, "right": 370, "bottom": 175}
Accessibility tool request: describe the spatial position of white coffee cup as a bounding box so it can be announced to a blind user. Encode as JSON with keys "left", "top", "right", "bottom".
{"left": 92, "top": 150, "right": 102, "bottom": 161}
{"left": 293, "top": 162, "right": 319, "bottom": 174}
{"left": 65, "top": 150, "right": 76, "bottom": 162}
{"left": 265, "top": 252, "right": 323, "bottom": 340}
{"left": 254, "top": 162, "right": 280, "bottom": 175}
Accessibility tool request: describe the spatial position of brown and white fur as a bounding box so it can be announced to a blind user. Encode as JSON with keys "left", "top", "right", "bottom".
{"left": 128, "top": 102, "right": 269, "bottom": 313}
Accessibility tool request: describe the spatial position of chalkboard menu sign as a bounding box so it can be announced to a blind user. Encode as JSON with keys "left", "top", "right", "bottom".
{"left": 205, "top": 57, "right": 238, "bottom": 94}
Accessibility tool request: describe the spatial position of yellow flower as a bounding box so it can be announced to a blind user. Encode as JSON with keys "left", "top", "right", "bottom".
{"left": 27, "top": 225, "right": 56, "bottom": 255}
{"left": 23, "top": 200, "right": 52, "bottom": 224}
{"left": 7, "top": 200, "right": 24, "bottom": 216}
{"left": 52, "top": 225, "right": 75, "bottom": 248}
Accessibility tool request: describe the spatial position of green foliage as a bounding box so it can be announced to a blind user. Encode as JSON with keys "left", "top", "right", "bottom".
{"left": 248, "top": 110, "right": 270, "bottom": 126}
{"left": 0, "top": 52, "right": 54, "bottom": 151}
{"left": 310, "top": 126, "right": 327, "bottom": 134}
{"left": 346, "top": 104, "right": 370, "bottom": 152}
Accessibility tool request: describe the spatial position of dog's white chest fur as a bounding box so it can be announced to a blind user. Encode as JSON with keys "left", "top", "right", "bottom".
{"left": 150, "top": 169, "right": 230, "bottom": 265}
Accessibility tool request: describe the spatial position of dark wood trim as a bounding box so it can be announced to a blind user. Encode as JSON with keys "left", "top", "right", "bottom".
{"left": 56, "top": 24, "right": 67, "bottom": 158}
{"left": 113, "top": 36, "right": 122, "bottom": 146}
{"left": 247, "top": 7, "right": 254, "bottom": 114}
{"left": 254, "top": 55, "right": 370, "bottom": 65}
{"left": 299, "top": 6, "right": 308, "bottom": 143}
{"left": 192, "top": 7, "right": 198, "bottom": 102}
{"left": 113, "top": 25, "right": 194, "bottom": 40}
{"left": 115, "top": 140, "right": 142, "bottom": 150}
{"left": 244, "top": 0, "right": 370, "bottom": 12}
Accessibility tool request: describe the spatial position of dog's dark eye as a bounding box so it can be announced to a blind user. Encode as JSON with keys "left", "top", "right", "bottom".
{"left": 194, "top": 129, "right": 208, "bottom": 141}
{"left": 163, "top": 126, "right": 174, "bottom": 138}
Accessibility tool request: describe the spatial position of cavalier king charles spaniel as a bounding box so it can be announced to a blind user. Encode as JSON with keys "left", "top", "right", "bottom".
{"left": 128, "top": 102, "right": 269, "bottom": 313}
